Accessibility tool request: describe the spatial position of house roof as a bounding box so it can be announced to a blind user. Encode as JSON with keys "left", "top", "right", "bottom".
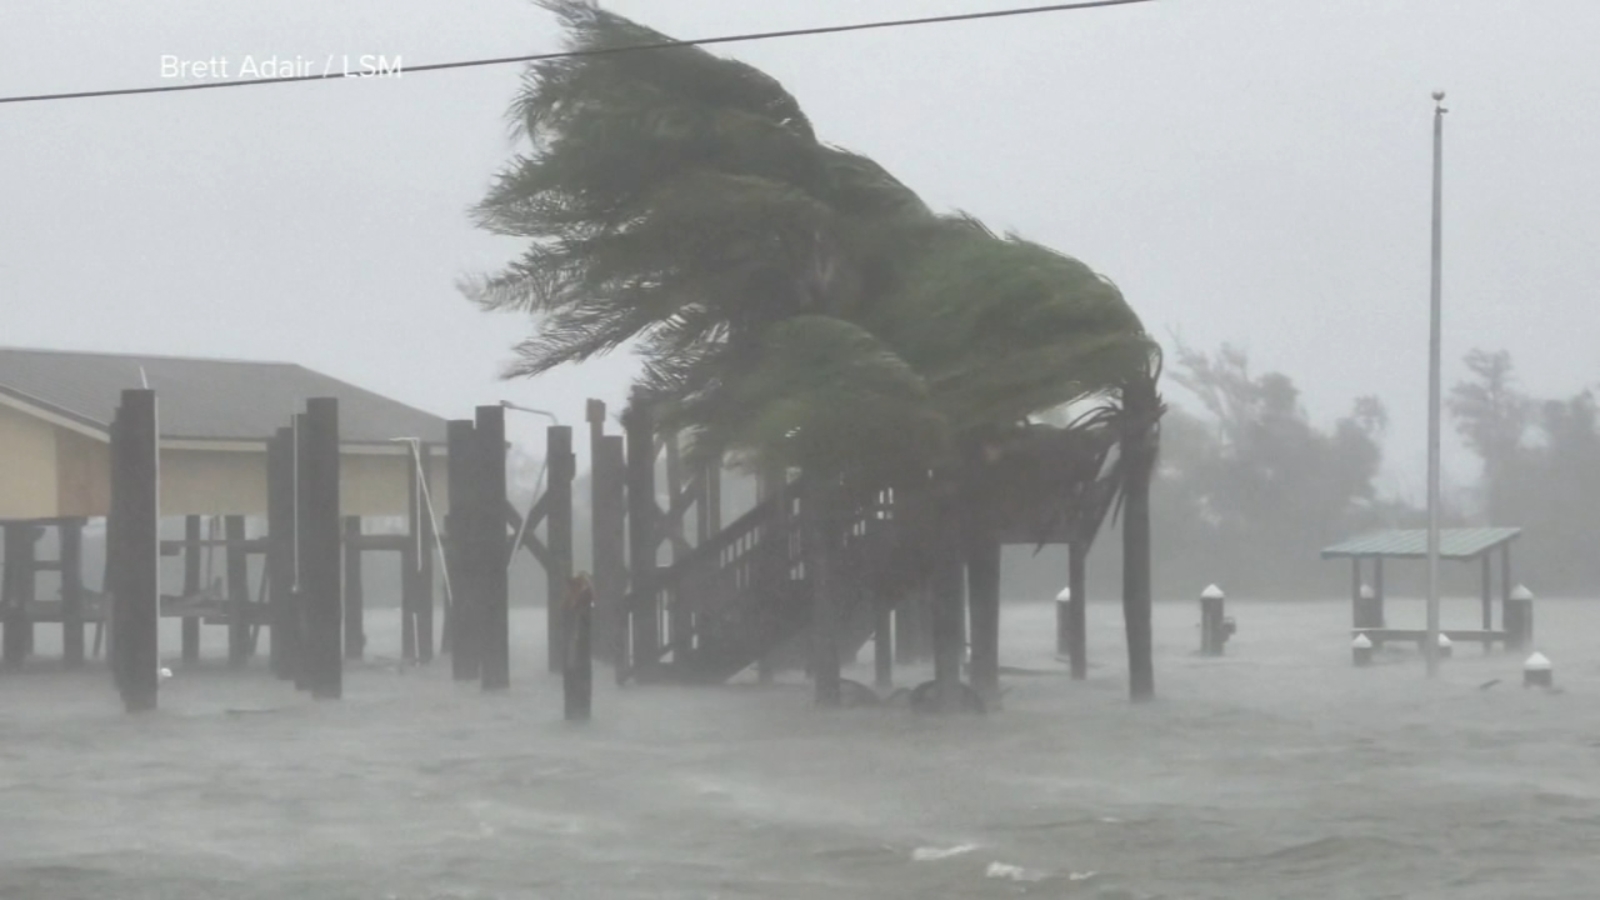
{"left": 0, "top": 347, "right": 449, "bottom": 445}
{"left": 1320, "top": 527, "right": 1522, "bottom": 561}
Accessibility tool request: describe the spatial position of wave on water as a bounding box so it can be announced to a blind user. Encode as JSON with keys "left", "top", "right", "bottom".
{"left": 911, "top": 843, "right": 978, "bottom": 861}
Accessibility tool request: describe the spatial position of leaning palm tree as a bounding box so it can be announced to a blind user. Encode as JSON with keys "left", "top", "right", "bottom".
{"left": 466, "top": 0, "right": 1165, "bottom": 703}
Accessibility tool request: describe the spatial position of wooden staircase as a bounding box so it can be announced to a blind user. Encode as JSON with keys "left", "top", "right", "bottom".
{"left": 627, "top": 483, "right": 902, "bottom": 684}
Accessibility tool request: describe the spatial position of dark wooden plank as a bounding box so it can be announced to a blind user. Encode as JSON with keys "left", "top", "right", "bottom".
{"left": 623, "top": 401, "right": 660, "bottom": 675}
{"left": 445, "top": 419, "right": 479, "bottom": 680}
{"left": 266, "top": 427, "right": 296, "bottom": 680}
{"left": 60, "top": 519, "right": 86, "bottom": 666}
{"left": 344, "top": 516, "right": 365, "bottom": 660}
{"left": 112, "top": 389, "right": 160, "bottom": 712}
{"left": 302, "top": 398, "right": 343, "bottom": 699}
{"left": 545, "top": 425, "right": 575, "bottom": 673}
{"left": 477, "top": 405, "right": 510, "bottom": 691}
{"left": 226, "top": 516, "right": 250, "bottom": 666}
{"left": 414, "top": 443, "right": 436, "bottom": 664}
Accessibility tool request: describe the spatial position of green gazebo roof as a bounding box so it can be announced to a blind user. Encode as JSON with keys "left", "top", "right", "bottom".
{"left": 1320, "top": 527, "right": 1521, "bottom": 561}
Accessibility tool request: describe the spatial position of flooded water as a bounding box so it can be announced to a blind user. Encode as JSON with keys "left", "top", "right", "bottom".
{"left": 3, "top": 597, "right": 1598, "bottom": 899}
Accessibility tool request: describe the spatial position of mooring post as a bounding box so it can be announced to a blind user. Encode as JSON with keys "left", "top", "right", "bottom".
{"left": 112, "top": 389, "right": 160, "bottom": 713}
{"left": 874, "top": 592, "right": 894, "bottom": 690}
{"left": 595, "top": 435, "right": 627, "bottom": 670}
{"left": 343, "top": 516, "right": 365, "bottom": 661}
{"left": 965, "top": 536, "right": 1002, "bottom": 703}
{"left": 564, "top": 575, "right": 594, "bottom": 721}
{"left": 445, "top": 419, "right": 479, "bottom": 680}
{"left": 622, "top": 402, "right": 659, "bottom": 678}
{"left": 1523, "top": 650, "right": 1552, "bottom": 688}
{"left": 414, "top": 444, "right": 436, "bottom": 664}
{"left": 1, "top": 526, "right": 27, "bottom": 668}
{"left": 61, "top": 519, "right": 86, "bottom": 667}
{"left": 181, "top": 515, "right": 202, "bottom": 663}
{"left": 807, "top": 480, "right": 843, "bottom": 707}
{"left": 477, "top": 405, "right": 510, "bottom": 692}
{"left": 226, "top": 515, "right": 250, "bottom": 666}
{"left": 1199, "top": 584, "right": 1228, "bottom": 656}
{"left": 1506, "top": 585, "right": 1534, "bottom": 652}
{"left": 929, "top": 508, "right": 966, "bottom": 705}
{"left": 1066, "top": 539, "right": 1088, "bottom": 679}
{"left": 292, "top": 415, "right": 313, "bottom": 691}
{"left": 546, "top": 425, "right": 575, "bottom": 673}
{"left": 302, "top": 398, "right": 343, "bottom": 699}
{"left": 266, "top": 427, "right": 296, "bottom": 680}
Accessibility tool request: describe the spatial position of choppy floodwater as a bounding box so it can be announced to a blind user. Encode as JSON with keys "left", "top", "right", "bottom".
{"left": 3, "top": 597, "right": 1599, "bottom": 900}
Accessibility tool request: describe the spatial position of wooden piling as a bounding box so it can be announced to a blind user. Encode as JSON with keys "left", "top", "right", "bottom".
{"left": 414, "top": 443, "right": 436, "bottom": 664}
{"left": 301, "top": 398, "right": 343, "bottom": 699}
{"left": 477, "top": 405, "right": 510, "bottom": 692}
{"left": 564, "top": 574, "right": 594, "bottom": 721}
{"left": 593, "top": 434, "right": 627, "bottom": 669}
{"left": 445, "top": 419, "right": 479, "bottom": 681}
{"left": 226, "top": 515, "right": 250, "bottom": 666}
{"left": 929, "top": 521, "right": 966, "bottom": 707}
{"left": 343, "top": 516, "right": 365, "bottom": 660}
{"left": 965, "top": 535, "right": 1002, "bottom": 702}
{"left": 807, "top": 481, "right": 842, "bottom": 707}
{"left": 60, "top": 519, "right": 86, "bottom": 667}
{"left": 622, "top": 402, "right": 659, "bottom": 677}
{"left": 545, "top": 425, "right": 575, "bottom": 673}
{"left": 1067, "top": 540, "right": 1088, "bottom": 679}
{"left": 111, "top": 389, "right": 160, "bottom": 712}
{"left": 1, "top": 525, "right": 30, "bottom": 668}
{"left": 266, "top": 427, "right": 296, "bottom": 680}
{"left": 874, "top": 599, "right": 893, "bottom": 690}
{"left": 181, "top": 515, "right": 202, "bottom": 663}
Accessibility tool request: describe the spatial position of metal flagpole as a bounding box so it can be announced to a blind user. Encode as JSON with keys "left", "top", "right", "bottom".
{"left": 1425, "top": 91, "right": 1448, "bottom": 678}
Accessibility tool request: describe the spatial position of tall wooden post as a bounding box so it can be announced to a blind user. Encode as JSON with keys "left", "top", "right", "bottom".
{"left": 966, "top": 535, "right": 1003, "bottom": 702}
{"left": 112, "top": 389, "right": 160, "bottom": 712}
{"left": 266, "top": 427, "right": 296, "bottom": 680}
{"left": 1501, "top": 543, "right": 1512, "bottom": 626}
{"left": 596, "top": 435, "right": 627, "bottom": 673}
{"left": 894, "top": 584, "right": 921, "bottom": 665}
{"left": 1067, "top": 539, "right": 1088, "bottom": 680}
{"left": 807, "top": 481, "right": 842, "bottom": 707}
{"left": 415, "top": 444, "right": 436, "bottom": 663}
{"left": 1, "top": 525, "right": 30, "bottom": 668}
{"left": 623, "top": 402, "right": 659, "bottom": 677}
{"left": 181, "top": 515, "right": 202, "bottom": 663}
{"left": 226, "top": 515, "right": 250, "bottom": 666}
{"left": 929, "top": 518, "right": 966, "bottom": 702}
{"left": 1373, "top": 558, "right": 1386, "bottom": 626}
{"left": 343, "top": 516, "right": 365, "bottom": 660}
{"left": 477, "top": 405, "right": 510, "bottom": 692}
{"left": 302, "top": 398, "right": 342, "bottom": 699}
{"left": 564, "top": 575, "right": 594, "bottom": 721}
{"left": 446, "top": 420, "right": 479, "bottom": 681}
{"left": 546, "top": 425, "right": 575, "bottom": 673}
{"left": 60, "top": 519, "right": 86, "bottom": 667}
{"left": 1480, "top": 553, "right": 1492, "bottom": 633}
{"left": 873, "top": 598, "right": 893, "bottom": 690}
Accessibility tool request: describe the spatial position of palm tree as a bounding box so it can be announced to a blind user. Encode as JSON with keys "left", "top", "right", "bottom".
{"left": 466, "top": 0, "right": 1164, "bottom": 703}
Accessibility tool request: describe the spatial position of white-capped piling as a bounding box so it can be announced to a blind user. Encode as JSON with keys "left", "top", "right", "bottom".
{"left": 1054, "top": 585, "right": 1072, "bottom": 657}
{"left": 1523, "top": 651, "right": 1552, "bottom": 688}
{"left": 1352, "top": 633, "right": 1374, "bottom": 667}
{"left": 1199, "top": 584, "right": 1233, "bottom": 656}
{"left": 1436, "top": 632, "right": 1453, "bottom": 659}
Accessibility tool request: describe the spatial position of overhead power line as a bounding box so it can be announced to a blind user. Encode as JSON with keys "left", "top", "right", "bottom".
{"left": 0, "top": 0, "right": 1158, "bottom": 106}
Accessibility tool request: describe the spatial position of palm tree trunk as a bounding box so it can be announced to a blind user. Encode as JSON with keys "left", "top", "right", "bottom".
{"left": 1121, "top": 384, "right": 1159, "bottom": 703}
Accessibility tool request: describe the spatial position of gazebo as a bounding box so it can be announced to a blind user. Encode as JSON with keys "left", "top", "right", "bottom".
{"left": 1320, "top": 527, "right": 1525, "bottom": 648}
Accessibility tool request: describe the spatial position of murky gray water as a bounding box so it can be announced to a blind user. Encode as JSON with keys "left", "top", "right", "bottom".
{"left": 4, "top": 599, "right": 1598, "bottom": 899}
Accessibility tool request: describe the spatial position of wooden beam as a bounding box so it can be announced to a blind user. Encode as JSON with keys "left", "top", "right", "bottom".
{"left": 226, "top": 515, "right": 250, "bottom": 667}
{"left": 60, "top": 519, "right": 86, "bottom": 667}
{"left": 266, "top": 427, "right": 296, "bottom": 680}
{"left": 623, "top": 402, "right": 660, "bottom": 673}
{"left": 344, "top": 516, "right": 366, "bottom": 660}
{"left": 477, "top": 405, "right": 511, "bottom": 692}
{"left": 414, "top": 443, "right": 436, "bottom": 664}
{"left": 301, "top": 398, "right": 343, "bottom": 699}
{"left": 446, "top": 419, "right": 479, "bottom": 681}
{"left": 111, "top": 390, "right": 160, "bottom": 712}
{"left": 545, "top": 426, "right": 575, "bottom": 673}
{"left": 181, "top": 516, "right": 202, "bottom": 663}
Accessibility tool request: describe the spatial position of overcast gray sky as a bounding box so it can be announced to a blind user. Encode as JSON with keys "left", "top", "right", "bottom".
{"left": 4, "top": 0, "right": 1597, "bottom": 499}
